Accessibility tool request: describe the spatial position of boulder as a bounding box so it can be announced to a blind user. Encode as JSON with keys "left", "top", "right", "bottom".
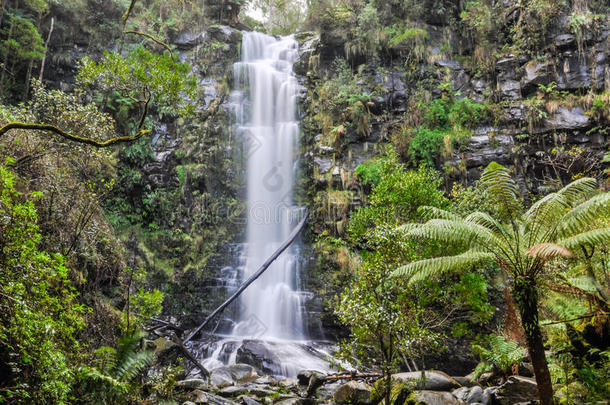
{"left": 274, "top": 399, "right": 313, "bottom": 405}
{"left": 370, "top": 377, "right": 413, "bottom": 405}
{"left": 493, "top": 376, "right": 538, "bottom": 405}
{"left": 554, "top": 33, "right": 575, "bottom": 48}
{"left": 255, "top": 376, "right": 278, "bottom": 385}
{"left": 297, "top": 369, "right": 326, "bottom": 397}
{"left": 210, "top": 368, "right": 237, "bottom": 388}
{"left": 247, "top": 385, "right": 277, "bottom": 397}
{"left": 176, "top": 378, "right": 208, "bottom": 390}
{"left": 191, "top": 390, "right": 239, "bottom": 405}
{"left": 452, "top": 385, "right": 489, "bottom": 404}
{"left": 208, "top": 25, "right": 242, "bottom": 44}
{"left": 173, "top": 32, "right": 207, "bottom": 49}
{"left": 279, "top": 377, "right": 298, "bottom": 389}
{"left": 413, "top": 391, "right": 466, "bottom": 405}
{"left": 392, "top": 371, "right": 461, "bottom": 391}
{"left": 451, "top": 376, "right": 477, "bottom": 388}
{"left": 333, "top": 380, "right": 373, "bottom": 405}
{"left": 240, "top": 396, "right": 262, "bottom": 405}
{"left": 219, "top": 386, "right": 250, "bottom": 397}
{"left": 228, "top": 364, "right": 261, "bottom": 384}
{"left": 499, "top": 80, "right": 521, "bottom": 100}
{"left": 316, "top": 381, "right": 343, "bottom": 401}
{"left": 236, "top": 341, "right": 282, "bottom": 376}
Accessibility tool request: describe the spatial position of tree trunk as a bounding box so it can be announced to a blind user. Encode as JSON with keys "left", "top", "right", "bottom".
{"left": 38, "top": 16, "right": 54, "bottom": 82}
{"left": 513, "top": 278, "right": 554, "bottom": 405}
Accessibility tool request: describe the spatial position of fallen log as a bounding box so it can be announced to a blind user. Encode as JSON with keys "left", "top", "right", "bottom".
{"left": 183, "top": 208, "right": 309, "bottom": 343}
{"left": 325, "top": 372, "right": 382, "bottom": 381}
{"left": 171, "top": 334, "right": 210, "bottom": 378}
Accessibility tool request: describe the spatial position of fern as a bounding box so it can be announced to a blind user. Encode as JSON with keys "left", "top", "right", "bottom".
{"left": 471, "top": 334, "right": 525, "bottom": 380}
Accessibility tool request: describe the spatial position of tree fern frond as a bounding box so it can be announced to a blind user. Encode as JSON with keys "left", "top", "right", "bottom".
{"left": 480, "top": 162, "right": 521, "bottom": 216}
{"left": 78, "top": 366, "right": 128, "bottom": 394}
{"left": 114, "top": 350, "right": 154, "bottom": 382}
{"left": 523, "top": 192, "right": 570, "bottom": 244}
{"left": 414, "top": 218, "right": 512, "bottom": 258}
{"left": 392, "top": 250, "right": 494, "bottom": 284}
{"left": 417, "top": 206, "right": 460, "bottom": 221}
{"left": 560, "top": 276, "right": 598, "bottom": 293}
{"left": 556, "top": 177, "right": 598, "bottom": 205}
{"left": 464, "top": 211, "right": 509, "bottom": 236}
{"left": 557, "top": 193, "right": 610, "bottom": 238}
{"left": 527, "top": 243, "right": 573, "bottom": 260}
{"left": 397, "top": 223, "right": 423, "bottom": 233}
{"left": 559, "top": 227, "right": 610, "bottom": 250}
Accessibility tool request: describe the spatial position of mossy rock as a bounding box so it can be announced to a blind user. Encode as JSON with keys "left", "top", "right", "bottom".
{"left": 370, "top": 378, "right": 414, "bottom": 405}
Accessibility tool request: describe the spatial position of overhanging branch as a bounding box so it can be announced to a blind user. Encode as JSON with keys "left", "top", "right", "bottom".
{"left": 0, "top": 122, "right": 150, "bottom": 148}
{"left": 125, "top": 30, "right": 175, "bottom": 59}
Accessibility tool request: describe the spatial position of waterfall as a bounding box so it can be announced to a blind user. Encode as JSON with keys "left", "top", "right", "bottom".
{"left": 232, "top": 32, "right": 306, "bottom": 340}
{"left": 198, "top": 32, "right": 337, "bottom": 377}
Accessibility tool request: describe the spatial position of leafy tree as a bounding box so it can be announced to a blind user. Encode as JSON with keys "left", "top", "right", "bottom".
{"left": 348, "top": 148, "right": 449, "bottom": 244}
{"left": 393, "top": 162, "right": 610, "bottom": 404}
{"left": 0, "top": 161, "right": 87, "bottom": 404}
{"left": 336, "top": 225, "right": 443, "bottom": 405}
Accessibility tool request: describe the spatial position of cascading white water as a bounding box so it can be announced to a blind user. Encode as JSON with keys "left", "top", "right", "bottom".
{"left": 198, "top": 32, "right": 340, "bottom": 377}
{"left": 232, "top": 32, "right": 306, "bottom": 340}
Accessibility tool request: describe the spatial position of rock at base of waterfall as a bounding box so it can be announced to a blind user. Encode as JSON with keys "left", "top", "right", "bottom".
{"left": 492, "top": 376, "right": 538, "bottom": 405}
{"left": 191, "top": 389, "right": 240, "bottom": 405}
{"left": 414, "top": 390, "right": 467, "bottom": 405}
{"left": 235, "top": 341, "right": 282, "bottom": 376}
{"left": 176, "top": 378, "right": 208, "bottom": 390}
{"left": 452, "top": 385, "right": 491, "bottom": 404}
{"left": 392, "top": 371, "right": 461, "bottom": 391}
{"left": 297, "top": 369, "right": 326, "bottom": 397}
{"left": 240, "top": 396, "right": 262, "bottom": 405}
{"left": 333, "top": 380, "right": 373, "bottom": 405}
{"left": 210, "top": 364, "right": 261, "bottom": 387}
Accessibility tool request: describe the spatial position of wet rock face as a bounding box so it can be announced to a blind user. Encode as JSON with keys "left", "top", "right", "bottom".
{"left": 235, "top": 341, "right": 282, "bottom": 376}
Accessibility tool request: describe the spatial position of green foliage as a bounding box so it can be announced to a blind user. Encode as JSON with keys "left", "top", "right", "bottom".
{"left": 355, "top": 158, "right": 382, "bottom": 187}
{"left": 0, "top": 163, "right": 87, "bottom": 404}
{"left": 471, "top": 334, "right": 525, "bottom": 380}
{"left": 407, "top": 93, "right": 487, "bottom": 167}
{"left": 335, "top": 225, "right": 443, "bottom": 375}
{"left": 0, "top": 14, "right": 45, "bottom": 61}
{"left": 349, "top": 148, "right": 449, "bottom": 244}
{"left": 394, "top": 162, "right": 610, "bottom": 399}
{"left": 312, "top": 58, "right": 376, "bottom": 150}
{"left": 387, "top": 26, "right": 428, "bottom": 48}
{"left": 454, "top": 273, "right": 495, "bottom": 324}
{"left": 74, "top": 331, "right": 154, "bottom": 404}
{"left": 77, "top": 46, "right": 197, "bottom": 119}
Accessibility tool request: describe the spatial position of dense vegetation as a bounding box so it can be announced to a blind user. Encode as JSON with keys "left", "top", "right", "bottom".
{"left": 0, "top": 0, "right": 609, "bottom": 404}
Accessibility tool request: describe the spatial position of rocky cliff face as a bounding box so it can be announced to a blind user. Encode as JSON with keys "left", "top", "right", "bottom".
{"left": 293, "top": 7, "right": 609, "bottom": 340}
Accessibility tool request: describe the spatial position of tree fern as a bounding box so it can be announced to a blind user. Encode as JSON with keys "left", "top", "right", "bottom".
{"left": 392, "top": 162, "right": 609, "bottom": 404}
